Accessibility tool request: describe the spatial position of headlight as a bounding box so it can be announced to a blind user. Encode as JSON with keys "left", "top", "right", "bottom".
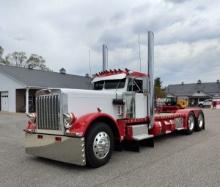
{"left": 63, "top": 113, "right": 76, "bottom": 129}
{"left": 27, "top": 113, "right": 36, "bottom": 123}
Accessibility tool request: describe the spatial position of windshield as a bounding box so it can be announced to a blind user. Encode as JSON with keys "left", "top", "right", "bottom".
{"left": 93, "top": 79, "right": 126, "bottom": 90}
{"left": 93, "top": 81, "right": 104, "bottom": 90}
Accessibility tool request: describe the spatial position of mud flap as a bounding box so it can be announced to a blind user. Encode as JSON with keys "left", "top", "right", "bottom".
{"left": 140, "top": 137, "right": 154, "bottom": 148}
{"left": 121, "top": 137, "right": 154, "bottom": 152}
{"left": 123, "top": 140, "right": 140, "bottom": 152}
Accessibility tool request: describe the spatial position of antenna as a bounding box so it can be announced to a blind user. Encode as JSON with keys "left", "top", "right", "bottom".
{"left": 138, "top": 34, "right": 142, "bottom": 72}
{"left": 88, "top": 49, "right": 92, "bottom": 77}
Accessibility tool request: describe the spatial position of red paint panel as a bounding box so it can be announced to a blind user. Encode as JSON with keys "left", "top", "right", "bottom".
{"left": 156, "top": 105, "right": 179, "bottom": 113}
{"left": 149, "top": 121, "right": 162, "bottom": 136}
{"left": 213, "top": 100, "right": 220, "bottom": 105}
{"left": 68, "top": 112, "right": 123, "bottom": 140}
{"left": 129, "top": 71, "right": 148, "bottom": 77}
{"left": 94, "top": 69, "right": 147, "bottom": 78}
{"left": 175, "top": 108, "right": 202, "bottom": 118}
{"left": 116, "top": 120, "right": 126, "bottom": 140}
{"left": 125, "top": 126, "right": 133, "bottom": 140}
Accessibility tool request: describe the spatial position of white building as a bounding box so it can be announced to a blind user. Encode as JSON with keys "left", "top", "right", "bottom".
{"left": 0, "top": 64, "right": 91, "bottom": 113}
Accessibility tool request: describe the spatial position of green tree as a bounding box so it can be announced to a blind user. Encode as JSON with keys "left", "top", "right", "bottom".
{"left": 0, "top": 45, "right": 50, "bottom": 71}
{"left": 154, "top": 77, "right": 166, "bottom": 98}
{"left": 5, "top": 52, "right": 27, "bottom": 66}
{"left": 0, "top": 46, "right": 3, "bottom": 58}
{"left": 0, "top": 46, "right": 4, "bottom": 63}
{"left": 26, "top": 54, "right": 49, "bottom": 71}
{"left": 5, "top": 54, "right": 13, "bottom": 65}
{"left": 0, "top": 46, "right": 10, "bottom": 65}
{"left": 17, "top": 52, "right": 27, "bottom": 66}
{"left": 155, "top": 77, "right": 162, "bottom": 88}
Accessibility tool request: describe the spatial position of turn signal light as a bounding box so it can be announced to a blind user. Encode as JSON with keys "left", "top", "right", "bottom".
{"left": 27, "top": 113, "right": 36, "bottom": 123}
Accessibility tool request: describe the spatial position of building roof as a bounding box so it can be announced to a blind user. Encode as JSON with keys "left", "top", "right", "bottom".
{"left": 166, "top": 82, "right": 220, "bottom": 97}
{"left": 0, "top": 64, "right": 92, "bottom": 89}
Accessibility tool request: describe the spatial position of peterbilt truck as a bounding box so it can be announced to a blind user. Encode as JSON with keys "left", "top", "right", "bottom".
{"left": 24, "top": 32, "right": 205, "bottom": 168}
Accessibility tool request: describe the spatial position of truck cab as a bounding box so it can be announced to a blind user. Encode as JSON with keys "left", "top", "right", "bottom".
{"left": 92, "top": 69, "right": 148, "bottom": 119}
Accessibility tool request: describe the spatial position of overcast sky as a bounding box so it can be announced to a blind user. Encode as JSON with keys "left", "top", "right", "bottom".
{"left": 0, "top": 0, "right": 220, "bottom": 85}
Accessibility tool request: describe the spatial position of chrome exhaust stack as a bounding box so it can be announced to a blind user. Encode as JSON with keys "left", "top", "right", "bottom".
{"left": 147, "top": 31, "right": 154, "bottom": 129}
{"left": 102, "top": 44, "right": 108, "bottom": 71}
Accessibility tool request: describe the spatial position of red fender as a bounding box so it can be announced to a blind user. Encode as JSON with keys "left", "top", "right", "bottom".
{"left": 23, "top": 120, "right": 36, "bottom": 133}
{"left": 176, "top": 108, "right": 202, "bottom": 118}
{"left": 67, "top": 112, "right": 123, "bottom": 140}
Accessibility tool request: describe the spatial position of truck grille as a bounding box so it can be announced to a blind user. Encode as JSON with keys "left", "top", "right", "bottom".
{"left": 36, "top": 94, "right": 61, "bottom": 130}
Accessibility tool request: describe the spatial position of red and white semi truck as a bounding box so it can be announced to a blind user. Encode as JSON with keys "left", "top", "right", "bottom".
{"left": 24, "top": 32, "right": 205, "bottom": 168}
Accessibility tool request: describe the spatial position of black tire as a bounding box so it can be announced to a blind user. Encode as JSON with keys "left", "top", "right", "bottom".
{"left": 185, "top": 112, "right": 196, "bottom": 135}
{"left": 199, "top": 104, "right": 203, "bottom": 108}
{"left": 85, "top": 122, "right": 113, "bottom": 168}
{"left": 195, "top": 111, "right": 205, "bottom": 131}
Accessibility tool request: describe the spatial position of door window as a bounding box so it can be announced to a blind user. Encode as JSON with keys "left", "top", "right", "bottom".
{"left": 127, "top": 78, "right": 143, "bottom": 93}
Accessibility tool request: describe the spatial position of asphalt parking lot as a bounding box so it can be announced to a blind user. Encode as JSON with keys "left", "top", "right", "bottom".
{"left": 0, "top": 109, "right": 220, "bottom": 187}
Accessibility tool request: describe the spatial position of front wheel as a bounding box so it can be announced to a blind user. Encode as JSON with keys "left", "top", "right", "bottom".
{"left": 85, "top": 122, "right": 113, "bottom": 168}
{"left": 185, "top": 112, "right": 196, "bottom": 135}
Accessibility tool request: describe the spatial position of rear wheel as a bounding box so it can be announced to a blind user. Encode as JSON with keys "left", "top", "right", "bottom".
{"left": 185, "top": 112, "right": 195, "bottom": 135}
{"left": 85, "top": 122, "right": 113, "bottom": 168}
{"left": 195, "top": 111, "right": 205, "bottom": 131}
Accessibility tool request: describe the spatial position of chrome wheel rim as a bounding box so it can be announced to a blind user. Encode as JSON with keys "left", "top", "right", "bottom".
{"left": 93, "top": 132, "right": 110, "bottom": 159}
{"left": 198, "top": 114, "right": 204, "bottom": 128}
{"left": 188, "top": 115, "right": 195, "bottom": 131}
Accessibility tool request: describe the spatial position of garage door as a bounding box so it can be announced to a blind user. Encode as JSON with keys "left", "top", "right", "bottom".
{"left": 1, "top": 92, "right": 9, "bottom": 112}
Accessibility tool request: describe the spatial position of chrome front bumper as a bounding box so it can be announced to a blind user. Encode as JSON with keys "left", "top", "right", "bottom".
{"left": 25, "top": 133, "right": 86, "bottom": 166}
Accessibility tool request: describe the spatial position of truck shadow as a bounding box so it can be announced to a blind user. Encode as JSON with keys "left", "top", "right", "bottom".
{"left": 30, "top": 157, "right": 87, "bottom": 170}
{"left": 153, "top": 131, "right": 186, "bottom": 142}
{"left": 153, "top": 130, "right": 205, "bottom": 143}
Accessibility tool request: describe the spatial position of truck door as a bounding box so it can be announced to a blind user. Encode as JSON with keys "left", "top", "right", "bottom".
{"left": 126, "top": 78, "right": 147, "bottom": 118}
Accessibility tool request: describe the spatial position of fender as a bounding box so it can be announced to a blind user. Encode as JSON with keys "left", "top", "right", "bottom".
{"left": 23, "top": 120, "right": 36, "bottom": 133}
{"left": 67, "top": 112, "right": 123, "bottom": 140}
{"left": 175, "top": 108, "right": 203, "bottom": 129}
{"left": 176, "top": 108, "right": 202, "bottom": 118}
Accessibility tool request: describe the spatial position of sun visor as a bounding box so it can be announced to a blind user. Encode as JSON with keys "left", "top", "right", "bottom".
{"left": 92, "top": 73, "right": 127, "bottom": 83}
